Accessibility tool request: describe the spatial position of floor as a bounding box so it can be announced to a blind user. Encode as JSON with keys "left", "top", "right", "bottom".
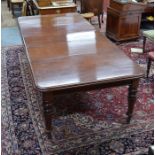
{"left": 1, "top": 27, "right": 23, "bottom": 46}
{"left": 1, "top": 1, "right": 17, "bottom": 28}
{"left": 1, "top": 1, "right": 23, "bottom": 46}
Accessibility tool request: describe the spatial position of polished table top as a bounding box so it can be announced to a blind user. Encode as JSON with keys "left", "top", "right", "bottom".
{"left": 18, "top": 13, "right": 144, "bottom": 91}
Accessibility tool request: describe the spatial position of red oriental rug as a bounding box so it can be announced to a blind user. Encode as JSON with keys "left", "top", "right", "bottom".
{"left": 1, "top": 41, "right": 154, "bottom": 155}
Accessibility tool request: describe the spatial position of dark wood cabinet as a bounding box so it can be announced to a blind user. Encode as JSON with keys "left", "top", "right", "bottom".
{"left": 106, "top": 0, "right": 145, "bottom": 41}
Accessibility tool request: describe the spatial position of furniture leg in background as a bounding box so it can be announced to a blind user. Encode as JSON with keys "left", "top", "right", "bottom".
{"left": 73, "top": 0, "right": 76, "bottom": 3}
{"left": 146, "top": 52, "right": 154, "bottom": 78}
{"left": 142, "top": 30, "right": 154, "bottom": 78}
{"left": 10, "top": 0, "right": 23, "bottom": 17}
{"left": 142, "top": 30, "right": 154, "bottom": 53}
{"left": 7, "top": 0, "right": 10, "bottom": 10}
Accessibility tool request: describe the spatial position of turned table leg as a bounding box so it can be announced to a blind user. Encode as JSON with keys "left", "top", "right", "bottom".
{"left": 143, "top": 36, "right": 146, "bottom": 53}
{"left": 98, "top": 15, "right": 101, "bottom": 28}
{"left": 127, "top": 79, "right": 139, "bottom": 123}
{"left": 42, "top": 92, "right": 53, "bottom": 138}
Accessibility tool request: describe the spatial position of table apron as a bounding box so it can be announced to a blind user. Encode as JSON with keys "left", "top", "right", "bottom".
{"left": 41, "top": 78, "right": 141, "bottom": 94}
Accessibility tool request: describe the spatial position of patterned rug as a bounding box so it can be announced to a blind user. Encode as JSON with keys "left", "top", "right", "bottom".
{"left": 1, "top": 41, "right": 154, "bottom": 155}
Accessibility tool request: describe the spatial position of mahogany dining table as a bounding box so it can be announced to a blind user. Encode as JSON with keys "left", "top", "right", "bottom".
{"left": 18, "top": 13, "right": 144, "bottom": 138}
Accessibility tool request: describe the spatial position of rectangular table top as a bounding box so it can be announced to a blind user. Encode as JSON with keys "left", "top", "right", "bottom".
{"left": 18, "top": 13, "right": 144, "bottom": 91}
